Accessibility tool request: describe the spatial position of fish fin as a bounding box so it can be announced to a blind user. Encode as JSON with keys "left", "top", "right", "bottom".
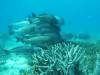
{"left": 28, "top": 12, "right": 36, "bottom": 24}
{"left": 8, "top": 25, "right": 14, "bottom": 35}
{"left": 0, "top": 46, "right": 10, "bottom": 55}
{"left": 4, "top": 49, "right": 10, "bottom": 55}
{"left": 31, "top": 12, "right": 36, "bottom": 17}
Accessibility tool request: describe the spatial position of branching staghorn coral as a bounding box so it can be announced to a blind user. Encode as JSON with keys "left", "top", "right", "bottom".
{"left": 94, "top": 53, "right": 100, "bottom": 75}
{"left": 27, "top": 43, "right": 85, "bottom": 75}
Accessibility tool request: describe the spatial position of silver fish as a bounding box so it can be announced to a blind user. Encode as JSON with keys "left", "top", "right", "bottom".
{"left": 9, "top": 45, "right": 35, "bottom": 55}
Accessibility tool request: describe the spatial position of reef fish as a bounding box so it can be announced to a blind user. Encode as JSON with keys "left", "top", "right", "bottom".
{"left": 9, "top": 45, "right": 35, "bottom": 56}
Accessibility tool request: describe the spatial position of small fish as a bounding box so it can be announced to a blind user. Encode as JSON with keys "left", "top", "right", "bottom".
{"left": 31, "top": 12, "right": 36, "bottom": 17}
{"left": 63, "top": 33, "right": 74, "bottom": 40}
{"left": 78, "top": 33, "right": 91, "bottom": 40}
{"left": 9, "top": 45, "right": 35, "bottom": 55}
{"left": 0, "top": 45, "right": 35, "bottom": 60}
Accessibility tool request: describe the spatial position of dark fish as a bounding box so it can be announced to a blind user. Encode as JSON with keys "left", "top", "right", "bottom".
{"left": 63, "top": 33, "right": 74, "bottom": 40}
{"left": 9, "top": 45, "right": 35, "bottom": 55}
{"left": 0, "top": 45, "right": 35, "bottom": 57}
{"left": 78, "top": 33, "right": 91, "bottom": 40}
{"left": 31, "top": 12, "right": 36, "bottom": 17}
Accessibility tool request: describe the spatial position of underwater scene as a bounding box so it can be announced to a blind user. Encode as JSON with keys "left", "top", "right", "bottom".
{"left": 0, "top": 0, "right": 99, "bottom": 75}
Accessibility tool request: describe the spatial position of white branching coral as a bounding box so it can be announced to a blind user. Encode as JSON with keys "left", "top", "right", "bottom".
{"left": 28, "top": 43, "right": 85, "bottom": 75}
{"left": 94, "top": 53, "right": 100, "bottom": 75}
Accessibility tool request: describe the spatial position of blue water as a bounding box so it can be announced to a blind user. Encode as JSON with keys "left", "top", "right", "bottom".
{"left": 0, "top": 0, "right": 99, "bottom": 36}
{"left": 0, "top": 1, "right": 100, "bottom": 75}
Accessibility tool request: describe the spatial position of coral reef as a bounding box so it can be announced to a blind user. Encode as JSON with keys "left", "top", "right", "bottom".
{"left": 74, "top": 39, "right": 100, "bottom": 75}
{"left": 23, "top": 43, "right": 85, "bottom": 75}
{"left": 0, "top": 13, "right": 99, "bottom": 75}
{"left": 94, "top": 54, "right": 100, "bottom": 75}
{"left": 0, "top": 13, "right": 66, "bottom": 75}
